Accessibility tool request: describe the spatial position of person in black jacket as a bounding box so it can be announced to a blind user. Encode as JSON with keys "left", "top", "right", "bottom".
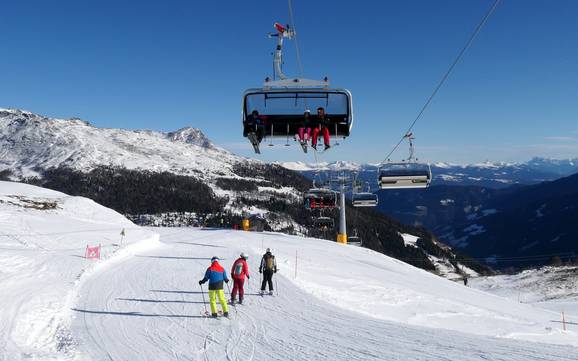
{"left": 259, "top": 248, "right": 277, "bottom": 295}
{"left": 246, "top": 110, "right": 266, "bottom": 143}
{"left": 311, "top": 107, "right": 331, "bottom": 151}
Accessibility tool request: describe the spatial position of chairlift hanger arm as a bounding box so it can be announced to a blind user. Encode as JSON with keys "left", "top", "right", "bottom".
{"left": 265, "top": 22, "right": 330, "bottom": 89}
{"left": 269, "top": 23, "right": 294, "bottom": 81}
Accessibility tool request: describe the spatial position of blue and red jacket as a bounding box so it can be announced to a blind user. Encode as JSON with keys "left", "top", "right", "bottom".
{"left": 200, "top": 261, "right": 229, "bottom": 290}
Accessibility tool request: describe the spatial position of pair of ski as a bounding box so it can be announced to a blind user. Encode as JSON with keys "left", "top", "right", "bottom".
{"left": 295, "top": 135, "right": 333, "bottom": 154}
{"left": 260, "top": 291, "right": 275, "bottom": 297}
{"left": 248, "top": 132, "right": 332, "bottom": 154}
{"left": 200, "top": 310, "right": 229, "bottom": 319}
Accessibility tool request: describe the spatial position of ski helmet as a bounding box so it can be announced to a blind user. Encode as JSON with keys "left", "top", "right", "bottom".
{"left": 240, "top": 252, "right": 248, "bottom": 259}
{"left": 266, "top": 248, "right": 271, "bottom": 253}
{"left": 210, "top": 256, "right": 219, "bottom": 263}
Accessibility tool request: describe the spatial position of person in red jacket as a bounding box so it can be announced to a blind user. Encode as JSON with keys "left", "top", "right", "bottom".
{"left": 230, "top": 252, "right": 250, "bottom": 305}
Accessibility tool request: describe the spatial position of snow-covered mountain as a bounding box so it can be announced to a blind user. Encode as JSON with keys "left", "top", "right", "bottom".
{"left": 0, "top": 108, "right": 244, "bottom": 179}
{"left": 282, "top": 158, "right": 578, "bottom": 189}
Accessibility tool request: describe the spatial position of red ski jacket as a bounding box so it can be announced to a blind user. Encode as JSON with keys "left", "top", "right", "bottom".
{"left": 231, "top": 258, "right": 250, "bottom": 280}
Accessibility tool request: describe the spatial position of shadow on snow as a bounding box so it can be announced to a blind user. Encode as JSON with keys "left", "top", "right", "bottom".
{"left": 71, "top": 308, "right": 206, "bottom": 319}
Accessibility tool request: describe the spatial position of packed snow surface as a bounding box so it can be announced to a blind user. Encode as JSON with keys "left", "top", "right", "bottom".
{"left": 472, "top": 267, "right": 578, "bottom": 328}
{"left": 68, "top": 229, "right": 578, "bottom": 361}
{"left": 2, "top": 181, "right": 578, "bottom": 360}
{"left": 0, "top": 181, "right": 158, "bottom": 360}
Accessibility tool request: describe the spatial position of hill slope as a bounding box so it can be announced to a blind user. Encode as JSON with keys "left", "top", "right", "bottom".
{"left": 0, "top": 181, "right": 158, "bottom": 359}
{"left": 2, "top": 181, "right": 577, "bottom": 360}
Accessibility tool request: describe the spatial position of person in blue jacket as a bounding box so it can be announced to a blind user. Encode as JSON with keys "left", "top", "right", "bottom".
{"left": 199, "top": 256, "right": 230, "bottom": 317}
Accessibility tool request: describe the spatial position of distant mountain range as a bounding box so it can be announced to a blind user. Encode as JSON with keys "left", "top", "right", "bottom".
{"left": 281, "top": 158, "right": 578, "bottom": 189}
{"left": 283, "top": 159, "right": 578, "bottom": 269}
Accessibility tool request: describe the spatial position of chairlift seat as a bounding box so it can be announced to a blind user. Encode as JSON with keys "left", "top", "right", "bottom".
{"left": 378, "top": 163, "right": 432, "bottom": 190}
{"left": 347, "top": 236, "right": 362, "bottom": 246}
{"left": 352, "top": 192, "right": 378, "bottom": 207}
{"left": 313, "top": 216, "right": 334, "bottom": 228}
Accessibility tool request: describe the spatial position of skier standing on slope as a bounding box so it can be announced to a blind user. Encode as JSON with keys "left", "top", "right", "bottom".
{"left": 259, "top": 248, "right": 277, "bottom": 295}
{"left": 230, "top": 252, "right": 250, "bottom": 305}
{"left": 199, "top": 256, "right": 230, "bottom": 317}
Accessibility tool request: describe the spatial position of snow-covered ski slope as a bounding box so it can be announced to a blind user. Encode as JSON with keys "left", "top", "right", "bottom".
{"left": 2, "top": 182, "right": 578, "bottom": 360}
{"left": 70, "top": 228, "right": 578, "bottom": 361}
{"left": 0, "top": 181, "right": 158, "bottom": 360}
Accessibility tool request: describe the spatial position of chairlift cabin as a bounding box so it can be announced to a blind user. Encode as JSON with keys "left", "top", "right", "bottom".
{"left": 313, "top": 216, "right": 334, "bottom": 229}
{"left": 352, "top": 192, "right": 378, "bottom": 207}
{"left": 347, "top": 235, "right": 362, "bottom": 246}
{"left": 242, "top": 22, "right": 353, "bottom": 152}
{"left": 378, "top": 162, "right": 432, "bottom": 189}
{"left": 242, "top": 88, "right": 353, "bottom": 138}
{"left": 304, "top": 188, "right": 338, "bottom": 210}
{"left": 378, "top": 133, "right": 432, "bottom": 190}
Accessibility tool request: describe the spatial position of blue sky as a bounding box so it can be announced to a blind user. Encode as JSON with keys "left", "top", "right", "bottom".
{"left": 1, "top": 0, "right": 577, "bottom": 164}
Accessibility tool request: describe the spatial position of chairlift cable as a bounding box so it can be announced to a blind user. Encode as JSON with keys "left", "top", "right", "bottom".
{"left": 288, "top": 0, "right": 305, "bottom": 78}
{"left": 380, "top": 0, "right": 501, "bottom": 165}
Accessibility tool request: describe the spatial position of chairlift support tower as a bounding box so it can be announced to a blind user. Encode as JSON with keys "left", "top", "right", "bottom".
{"left": 330, "top": 174, "right": 353, "bottom": 244}
{"left": 337, "top": 181, "right": 347, "bottom": 244}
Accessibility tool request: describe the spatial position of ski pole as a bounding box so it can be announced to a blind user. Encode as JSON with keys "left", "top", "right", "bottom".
{"left": 260, "top": 272, "right": 263, "bottom": 294}
{"left": 200, "top": 283, "right": 208, "bottom": 315}
{"left": 275, "top": 277, "right": 279, "bottom": 296}
{"left": 226, "top": 282, "right": 238, "bottom": 314}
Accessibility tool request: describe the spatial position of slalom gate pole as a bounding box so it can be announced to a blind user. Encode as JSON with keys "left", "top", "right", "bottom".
{"left": 226, "top": 282, "right": 238, "bottom": 314}
{"left": 200, "top": 283, "right": 208, "bottom": 315}
{"left": 275, "top": 277, "right": 279, "bottom": 296}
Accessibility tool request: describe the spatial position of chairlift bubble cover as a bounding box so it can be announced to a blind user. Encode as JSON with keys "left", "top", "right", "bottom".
{"left": 378, "top": 162, "right": 432, "bottom": 190}
{"left": 243, "top": 88, "right": 352, "bottom": 138}
{"left": 352, "top": 192, "right": 378, "bottom": 207}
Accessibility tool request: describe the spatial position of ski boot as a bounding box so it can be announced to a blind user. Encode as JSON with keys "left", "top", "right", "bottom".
{"left": 269, "top": 290, "right": 274, "bottom": 296}
{"left": 223, "top": 312, "right": 229, "bottom": 318}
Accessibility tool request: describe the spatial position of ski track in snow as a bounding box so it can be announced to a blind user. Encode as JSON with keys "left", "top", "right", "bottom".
{"left": 70, "top": 229, "right": 575, "bottom": 361}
